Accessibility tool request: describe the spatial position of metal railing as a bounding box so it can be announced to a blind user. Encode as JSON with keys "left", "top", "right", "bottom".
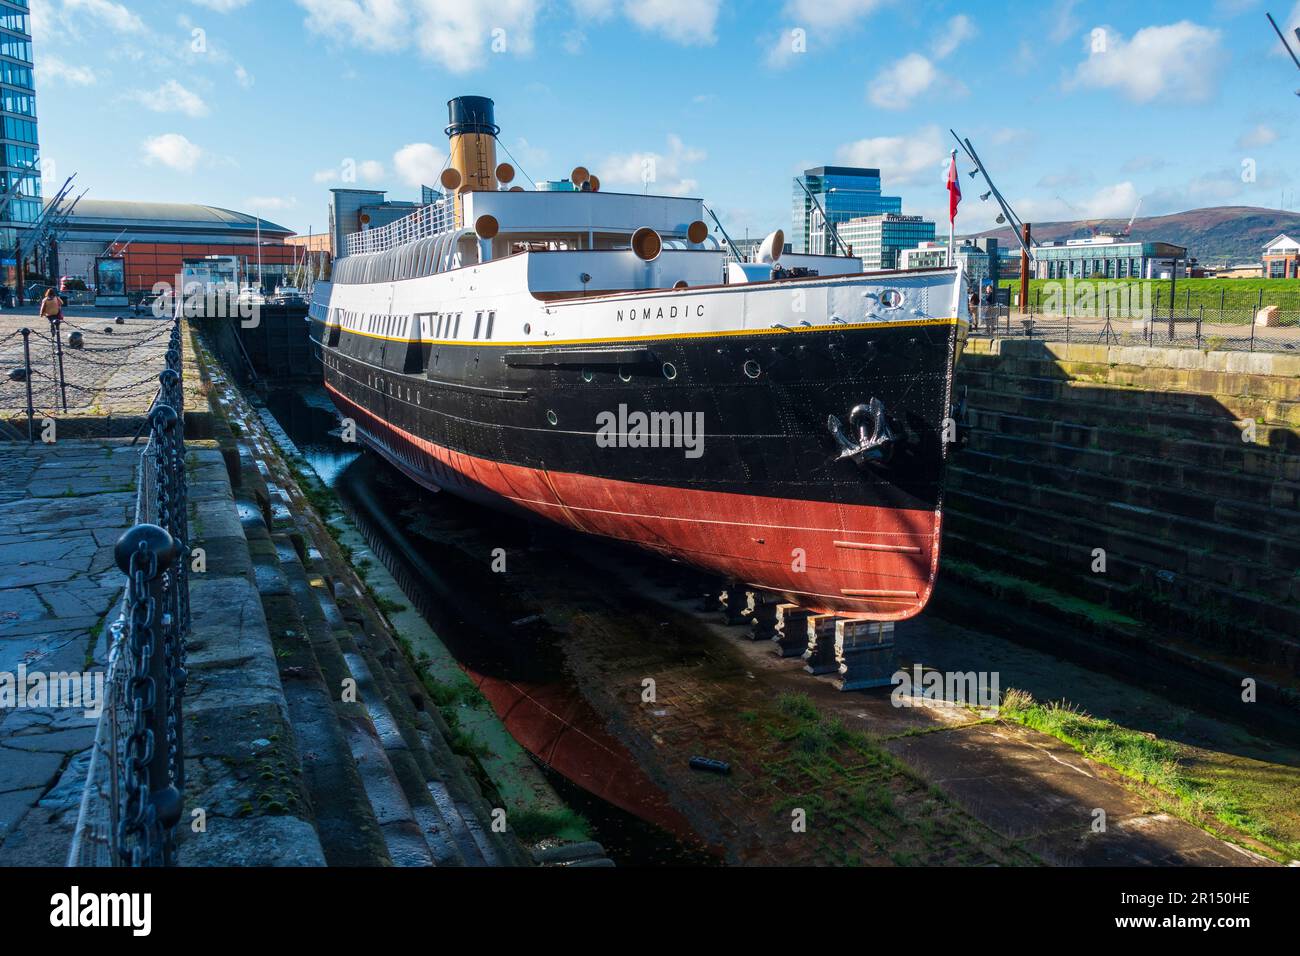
{"left": 344, "top": 198, "right": 456, "bottom": 255}
{"left": 68, "top": 313, "right": 190, "bottom": 867}
{"left": 968, "top": 304, "right": 1300, "bottom": 353}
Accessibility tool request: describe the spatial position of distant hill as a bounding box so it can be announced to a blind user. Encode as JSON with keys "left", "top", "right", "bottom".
{"left": 967, "top": 206, "right": 1300, "bottom": 266}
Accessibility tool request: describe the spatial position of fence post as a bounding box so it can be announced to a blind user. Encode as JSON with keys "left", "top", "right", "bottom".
{"left": 113, "top": 523, "right": 182, "bottom": 866}
{"left": 1219, "top": 288, "right": 1225, "bottom": 325}
{"left": 50, "top": 315, "right": 68, "bottom": 412}
{"left": 20, "top": 327, "right": 33, "bottom": 442}
{"left": 1197, "top": 305, "right": 1203, "bottom": 350}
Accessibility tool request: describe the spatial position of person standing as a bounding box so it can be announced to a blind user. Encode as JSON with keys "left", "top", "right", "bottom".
{"left": 39, "top": 287, "right": 64, "bottom": 322}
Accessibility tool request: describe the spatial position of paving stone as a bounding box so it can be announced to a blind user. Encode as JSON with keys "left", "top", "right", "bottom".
{"left": 0, "top": 787, "right": 41, "bottom": 840}
{"left": 0, "top": 748, "right": 65, "bottom": 794}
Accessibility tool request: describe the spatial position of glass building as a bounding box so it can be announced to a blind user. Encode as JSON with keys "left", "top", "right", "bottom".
{"left": 1031, "top": 236, "right": 1188, "bottom": 280}
{"left": 792, "top": 166, "right": 902, "bottom": 255}
{"left": 0, "top": 0, "right": 38, "bottom": 276}
{"left": 837, "top": 214, "right": 936, "bottom": 271}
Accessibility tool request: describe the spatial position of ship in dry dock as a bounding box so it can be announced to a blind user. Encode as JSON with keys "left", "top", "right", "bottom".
{"left": 309, "top": 95, "right": 969, "bottom": 618}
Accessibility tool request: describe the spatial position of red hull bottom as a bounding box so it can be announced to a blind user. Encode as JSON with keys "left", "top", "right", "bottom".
{"left": 327, "top": 385, "right": 941, "bottom": 617}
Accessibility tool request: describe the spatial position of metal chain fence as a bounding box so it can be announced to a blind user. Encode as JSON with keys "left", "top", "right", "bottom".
{"left": 0, "top": 315, "right": 175, "bottom": 438}
{"left": 67, "top": 313, "right": 191, "bottom": 867}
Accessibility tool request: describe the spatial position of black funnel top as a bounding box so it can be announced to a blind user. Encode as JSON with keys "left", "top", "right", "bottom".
{"left": 446, "top": 96, "right": 499, "bottom": 137}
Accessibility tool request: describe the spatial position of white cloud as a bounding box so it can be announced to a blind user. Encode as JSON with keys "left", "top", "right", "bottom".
{"left": 35, "top": 54, "right": 97, "bottom": 86}
{"left": 765, "top": 0, "right": 885, "bottom": 69}
{"left": 1016, "top": 181, "right": 1142, "bottom": 222}
{"left": 1237, "top": 124, "right": 1278, "bottom": 149}
{"left": 234, "top": 64, "right": 254, "bottom": 88}
{"left": 245, "top": 196, "right": 298, "bottom": 211}
{"left": 868, "top": 53, "right": 940, "bottom": 110}
{"left": 313, "top": 159, "right": 386, "bottom": 184}
{"left": 393, "top": 142, "right": 447, "bottom": 187}
{"left": 63, "top": 0, "right": 145, "bottom": 32}
{"left": 1049, "top": 0, "right": 1081, "bottom": 45}
{"left": 130, "top": 79, "right": 209, "bottom": 117}
{"left": 931, "top": 14, "right": 976, "bottom": 59}
{"left": 142, "top": 133, "right": 203, "bottom": 172}
{"left": 835, "top": 125, "right": 948, "bottom": 187}
{"left": 623, "top": 0, "right": 720, "bottom": 45}
{"left": 190, "top": 0, "right": 252, "bottom": 11}
{"left": 600, "top": 134, "right": 705, "bottom": 196}
{"left": 778, "top": 0, "right": 883, "bottom": 32}
{"left": 570, "top": 0, "right": 615, "bottom": 16}
{"left": 296, "top": 0, "right": 541, "bottom": 72}
{"left": 1068, "top": 21, "right": 1223, "bottom": 103}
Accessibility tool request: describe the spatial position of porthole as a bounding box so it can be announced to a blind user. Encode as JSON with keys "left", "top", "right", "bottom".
{"left": 618, "top": 367, "right": 632, "bottom": 383}
{"left": 546, "top": 410, "right": 558, "bottom": 426}
{"left": 662, "top": 362, "right": 677, "bottom": 380}
{"left": 743, "top": 359, "right": 761, "bottom": 379}
{"left": 523, "top": 322, "right": 532, "bottom": 334}
{"left": 880, "top": 289, "right": 904, "bottom": 309}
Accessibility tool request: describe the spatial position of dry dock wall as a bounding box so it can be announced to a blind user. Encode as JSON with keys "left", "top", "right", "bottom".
{"left": 943, "top": 339, "right": 1300, "bottom": 678}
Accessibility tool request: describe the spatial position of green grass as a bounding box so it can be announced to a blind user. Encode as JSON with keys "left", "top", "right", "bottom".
{"left": 757, "top": 693, "right": 1033, "bottom": 866}
{"left": 1000, "top": 277, "right": 1300, "bottom": 316}
{"left": 999, "top": 688, "right": 1300, "bottom": 860}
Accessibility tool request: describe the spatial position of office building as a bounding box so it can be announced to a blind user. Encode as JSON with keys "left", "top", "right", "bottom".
{"left": 837, "top": 213, "right": 936, "bottom": 271}
{"left": 1031, "top": 235, "right": 1189, "bottom": 280}
{"left": 1263, "top": 234, "right": 1299, "bottom": 279}
{"left": 792, "top": 166, "right": 902, "bottom": 255}
{"left": 0, "top": 0, "right": 39, "bottom": 285}
{"left": 900, "top": 237, "right": 1002, "bottom": 285}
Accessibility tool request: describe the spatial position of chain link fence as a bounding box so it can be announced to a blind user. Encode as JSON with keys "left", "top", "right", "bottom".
{"left": 67, "top": 314, "right": 191, "bottom": 867}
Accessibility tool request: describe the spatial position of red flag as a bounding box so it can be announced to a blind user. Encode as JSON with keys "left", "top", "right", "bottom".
{"left": 946, "top": 154, "right": 961, "bottom": 223}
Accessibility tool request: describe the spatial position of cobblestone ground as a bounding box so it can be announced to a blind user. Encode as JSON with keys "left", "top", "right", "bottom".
{"left": 0, "top": 308, "right": 173, "bottom": 427}
{"left": 0, "top": 439, "right": 138, "bottom": 864}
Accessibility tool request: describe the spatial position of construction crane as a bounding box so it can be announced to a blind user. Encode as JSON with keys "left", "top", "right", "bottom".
{"left": 1121, "top": 198, "right": 1143, "bottom": 237}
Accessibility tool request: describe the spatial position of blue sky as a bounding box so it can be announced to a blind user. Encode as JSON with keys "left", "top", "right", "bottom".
{"left": 30, "top": 0, "right": 1300, "bottom": 238}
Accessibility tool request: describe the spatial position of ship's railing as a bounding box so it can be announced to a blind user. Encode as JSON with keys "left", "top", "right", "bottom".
{"left": 345, "top": 200, "right": 456, "bottom": 256}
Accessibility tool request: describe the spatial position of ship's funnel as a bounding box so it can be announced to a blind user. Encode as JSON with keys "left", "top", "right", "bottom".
{"left": 446, "top": 96, "right": 500, "bottom": 225}
{"left": 756, "top": 228, "right": 785, "bottom": 264}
